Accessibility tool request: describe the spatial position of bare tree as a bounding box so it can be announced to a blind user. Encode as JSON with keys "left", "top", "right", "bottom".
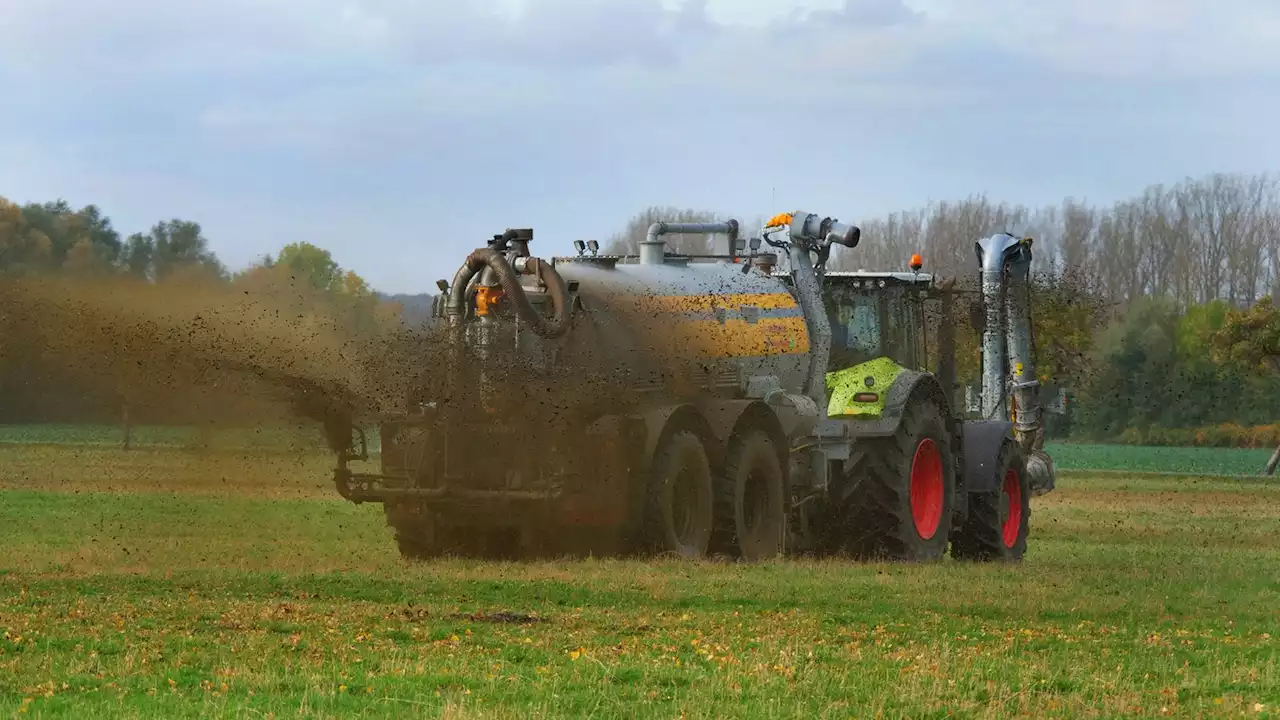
{"left": 1058, "top": 198, "right": 1098, "bottom": 290}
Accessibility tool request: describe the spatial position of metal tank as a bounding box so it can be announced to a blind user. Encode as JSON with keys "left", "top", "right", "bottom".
{"left": 549, "top": 244, "right": 813, "bottom": 404}
{"left": 339, "top": 222, "right": 826, "bottom": 558}
{"left": 436, "top": 222, "right": 820, "bottom": 417}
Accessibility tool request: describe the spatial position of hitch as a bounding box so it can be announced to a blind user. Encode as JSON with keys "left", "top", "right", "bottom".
{"left": 342, "top": 426, "right": 370, "bottom": 463}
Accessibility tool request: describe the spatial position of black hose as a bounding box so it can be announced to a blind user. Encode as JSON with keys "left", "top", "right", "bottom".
{"left": 446, "top": 248, "right": 571, "bottom": 339}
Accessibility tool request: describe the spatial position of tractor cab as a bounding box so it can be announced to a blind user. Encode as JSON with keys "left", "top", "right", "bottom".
{"left": 818, "top": 269, "right": 935, "bottom": 420}
{"left": 821, "top": 271, "right": 933, "bottom": 374}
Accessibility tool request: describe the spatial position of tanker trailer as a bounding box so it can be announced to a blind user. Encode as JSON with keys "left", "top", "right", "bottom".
{"left": 328, "top": 223, "right": 835, "bottom": 560}
{"left": 328, "top": 213, "right": 1044, "bottom": 564}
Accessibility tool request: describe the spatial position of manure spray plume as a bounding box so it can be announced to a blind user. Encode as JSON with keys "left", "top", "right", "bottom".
{"left": 0, "top": 273, "right": 443, "bottom": 443}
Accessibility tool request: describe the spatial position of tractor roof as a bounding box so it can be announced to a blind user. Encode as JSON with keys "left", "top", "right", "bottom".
{"left": 824, "top": 271, "right": 933, "bottom": 286}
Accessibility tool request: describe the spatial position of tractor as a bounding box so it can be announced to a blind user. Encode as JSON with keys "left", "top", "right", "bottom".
{"left": 327, "top": 211, "right": 1057, "bottom": 562}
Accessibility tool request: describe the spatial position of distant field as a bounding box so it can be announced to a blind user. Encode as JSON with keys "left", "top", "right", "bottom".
{"left": 1045, "top": 442, "right": 1276, "bottom": 477}
{"left": 0, "top": 424, "right": 329, "bottom": 452}
{"left": 0, "top": 425, "right": 1272, "bottom": 477}
{"left": 0, "top": 444, "right": 1276, "bottom": 717}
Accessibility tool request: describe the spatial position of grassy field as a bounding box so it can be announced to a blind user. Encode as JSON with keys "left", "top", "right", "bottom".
{"left": 1046, "top": 443, "right": 1277, "bottom": 478}
{"left": 0, "top": 442, "right": 1277, "bottom": 717}
{"left": 0, "top": 424, "right": 328, "bottom": 453}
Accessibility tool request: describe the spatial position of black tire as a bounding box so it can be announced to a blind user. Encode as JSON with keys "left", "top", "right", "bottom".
{"left": 644, "top": 430, "right": 715, "bottom": 558}
{"left": 384, "top": 502, "right": 444, "bottom": 560}
{"left": 712, "top": 429, "right": 787, "bottom": 561}
{"left": 841, "top": 395, "right": 956, "bottom": 561}
{"left": 383, "top": 502, "right": 497, "bottom": 560}
{"left": 951, "top": 441, "right": 1031, "bottom": 562}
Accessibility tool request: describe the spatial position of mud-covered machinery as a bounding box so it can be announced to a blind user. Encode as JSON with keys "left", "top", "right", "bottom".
{"left": 329, "top": 214, "right": 1057, "bottom": 562}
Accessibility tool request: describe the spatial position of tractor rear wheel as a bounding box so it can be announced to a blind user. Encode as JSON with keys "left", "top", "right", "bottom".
{"left": 713, "top": 429, "right": 787, "bottom": 561}
{"left": 842, "top": 395, "right": 955, "bottom": 561}
{"left": 951, "top": 441, "right": 1030, "bottom": 562}
{"left": 644, "top": 430, "right": 715, "bottom": 558}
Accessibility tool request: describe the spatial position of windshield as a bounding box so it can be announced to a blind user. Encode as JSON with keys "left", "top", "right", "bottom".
{"left": 831, "top": 292, "right": 884, "bottom": 368}
{"left": 825, "top": 284, "right": 925, "bottom": 371}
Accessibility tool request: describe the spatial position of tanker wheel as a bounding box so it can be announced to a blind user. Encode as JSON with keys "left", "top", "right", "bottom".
{"left": 644, "top": 430, "right": 714, "bottom": 558}
{"left": 842, "top": 395, "right": 955, "bottom": 562}
{"left": 712, "top": 429, "right": 787, "bottom": 562}
{"left": 383, "top": 502, "right": 489, "bottom": 560}
{"left": 951, "top": 441, "right": 1031, "bottom": 562}
{"left": 383, "top": 502, "right": 445, "bottom": 560}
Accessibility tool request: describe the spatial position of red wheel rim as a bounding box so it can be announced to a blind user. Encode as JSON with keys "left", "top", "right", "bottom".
{"left": 909, "top": 439, "right": 944, "bottom": 540}
{"left": 1001, "top": 468, "right": 1023, "bottom": 548}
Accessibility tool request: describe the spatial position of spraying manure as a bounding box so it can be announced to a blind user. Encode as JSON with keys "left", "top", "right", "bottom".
{"left": 0, "top": 272, "right": 437, "bottom": 441}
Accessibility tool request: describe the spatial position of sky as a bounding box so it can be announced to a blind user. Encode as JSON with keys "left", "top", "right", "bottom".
{"left": 1, "top": 0, "right": 1278, "bottom": 294}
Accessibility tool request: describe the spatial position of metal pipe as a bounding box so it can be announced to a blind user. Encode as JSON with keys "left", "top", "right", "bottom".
{"left": 975, "top": 233, "right": 1020, "bottom": 421}
{"left": 638, "top": 241, "right": 665, "bottom": 266}
{"left": 1004, "top": 242, "right": 1043, "bottom": 451}
{"left": 976, "top": 232, "right": 1053, "bottom": 495}
{"left": 445, "top": 248, "right": 571, "bottom": 339}
{"left": 787, "top": 243, "right": 832, "bottom": 405}
{"left": 644, "top": 220, "right": 741, "bottom": 264}
{"left": 1266, "top": 444, "right": 1280, "bottom": 476}
{"left": 776, "top": 210, "right": 857, "bottom": 407}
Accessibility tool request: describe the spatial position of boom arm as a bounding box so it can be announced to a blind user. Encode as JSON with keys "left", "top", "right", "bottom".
{"left": 763, "top": 211, "right": 860, "bottom": 405}
{"left": 975, "top": 232, "right": 1054, "bottom": 494}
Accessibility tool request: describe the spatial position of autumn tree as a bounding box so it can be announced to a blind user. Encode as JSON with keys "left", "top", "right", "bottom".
{"left": 0, "top": 197, "right": 54, "bottom": 273}
{"left": 118, "top": 219, "right": 224, "bottom": 283}
{"left": 1213, "top": 296, "right": 1280, "bottom": 374}
{"left": 19, "top": 200, "right": 122, "bottom": 271}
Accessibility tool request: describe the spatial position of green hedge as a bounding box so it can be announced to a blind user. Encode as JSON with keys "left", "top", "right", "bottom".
{"left": 1112, "top": 423, "right": 1280, "bottom": 449}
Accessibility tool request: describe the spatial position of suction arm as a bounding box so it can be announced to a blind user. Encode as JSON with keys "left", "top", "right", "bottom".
{"left": 974, "top": 233, "right": 1044, "bottom": 449}
{"left": 764, "top": 211, "right": 861, "bottom": 405}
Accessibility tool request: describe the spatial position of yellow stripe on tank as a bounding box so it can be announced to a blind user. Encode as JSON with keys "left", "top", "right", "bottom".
{"left": 627, "top": 292, "right": 801, "bottom": 314}
{"left": 646, "top": 316, "right": 811, "bottom": 358}
{"left": 601, "top": 291, "right": 810, "bottom": 358}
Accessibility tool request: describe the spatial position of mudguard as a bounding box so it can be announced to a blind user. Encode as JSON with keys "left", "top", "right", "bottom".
{"left": 639, "top": 404, "right": 716, "bottom": 470}
{"left": 835, "top": 369, "right": 952, "bottom": 439}
{"left": 960, "top": 420, "right": 1015, "bottom": 494}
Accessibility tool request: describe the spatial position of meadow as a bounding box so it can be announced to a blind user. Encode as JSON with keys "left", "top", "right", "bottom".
{"left": 0, "top": 428, "right": 1276, "bottom": 717}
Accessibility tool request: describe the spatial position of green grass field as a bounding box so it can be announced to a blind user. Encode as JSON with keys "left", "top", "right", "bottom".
{"left": 0, "top": 440, "right": 1277, "bottom": 717}
{"left": 0, "top": 424, "right": 327, "bottom": 452}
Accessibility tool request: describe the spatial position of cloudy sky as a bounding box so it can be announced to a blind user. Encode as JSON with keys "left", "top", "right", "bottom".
{"left": 2, "top": 0, "right": 1278, "bottom": 293}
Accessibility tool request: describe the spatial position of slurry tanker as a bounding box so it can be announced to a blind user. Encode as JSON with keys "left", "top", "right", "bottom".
{"left": 328, "top": 212, "right": 1057, "bottom": 562}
